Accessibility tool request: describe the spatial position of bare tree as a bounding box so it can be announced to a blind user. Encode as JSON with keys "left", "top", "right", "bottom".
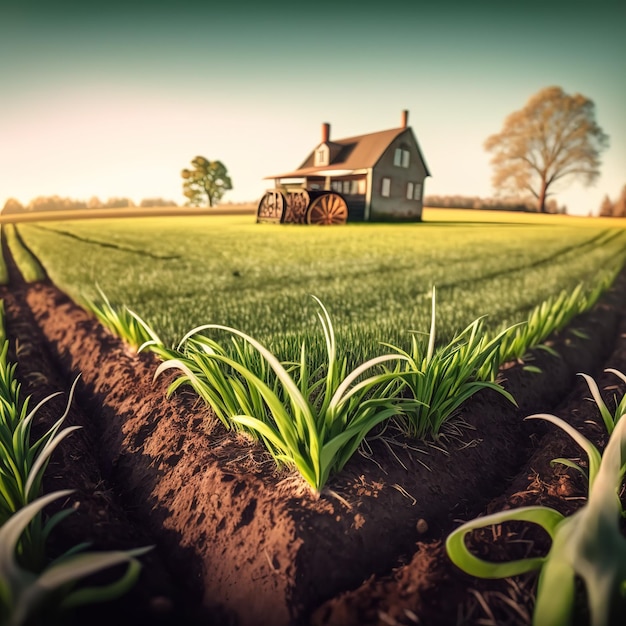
{"left": 485, "top": 86, "right": 609, "bottom": 213}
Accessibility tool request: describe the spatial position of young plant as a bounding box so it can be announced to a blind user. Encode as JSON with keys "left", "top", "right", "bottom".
{"left": 155, "top": 297, "right": 407, "bottom": 492}
{"left": 385, "top": 288, "right": 516, "bottom": 438}
{"left": 578, "top": 368, "right": 626, "bottom": 435}
{"left": 0, "top": 253, "right": 8, "bottom": 286}
{"left": 0, "top": 490, "right": 151, "bottom": 626}
{"left": 491, "top": 272, "right": 618, "bottom": 374}
{"left": 0, "top": 354, "right": 81, "bottom": 569}
{"left": 550, "top": 369, "right": 626, "bottom": 483}
{"left": 446, "top": 411, "right": 626, "bottom": 626}
{"left": 83, "top": 287, "right": 163, "bottom": 353}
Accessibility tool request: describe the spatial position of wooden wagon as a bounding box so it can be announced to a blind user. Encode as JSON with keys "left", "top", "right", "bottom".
{"left": 257, "top": 188, "right": 349, "bottom": 225}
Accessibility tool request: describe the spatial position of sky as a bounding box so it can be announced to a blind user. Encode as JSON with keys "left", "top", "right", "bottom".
{"left": 1, "top": 0, "right": 624, "bottom": 216}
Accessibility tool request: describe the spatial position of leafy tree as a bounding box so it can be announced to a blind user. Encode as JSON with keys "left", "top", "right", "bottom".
{"left": 181, "top": 157, "right": 232, "bottom": 207}
{"left": 2, "top": 198, "right": 25, "bottom": 214}
{"left": 485, "top": 86, "right": 609, "bottom": 213}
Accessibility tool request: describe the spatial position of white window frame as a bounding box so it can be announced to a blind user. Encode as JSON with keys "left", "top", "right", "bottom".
{"left": 413, "top": 182, "right": 422, "bottom": 200}
{"left": 406, "top": 182, "right": 414, "bottom": 200}
{"left": 315, "top": 145, "right": 329, "bottom": 167}
{"left": 394, "top": 147, "right": 410, "bottom": 168}
{"left": 381, "top": 177, "right": 391, "bottom": 197}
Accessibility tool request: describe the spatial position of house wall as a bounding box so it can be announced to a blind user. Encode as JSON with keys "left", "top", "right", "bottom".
{"left": 368, "top": 129, "right": 428, "bottom": 222}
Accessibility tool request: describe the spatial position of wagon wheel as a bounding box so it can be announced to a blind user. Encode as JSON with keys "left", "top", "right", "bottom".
{"left": 285, "top": 190, "right": 310, "bottom": 224}
{"left": 306, "top": 193, "right": 348, "bottom": 225}
{"left": 257, "top": 190, "right": 286, "bottom": 223}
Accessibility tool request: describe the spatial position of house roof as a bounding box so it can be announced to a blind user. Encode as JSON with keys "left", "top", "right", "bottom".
{"left": 265, "top": 127, "right": 415, "bottom": 179}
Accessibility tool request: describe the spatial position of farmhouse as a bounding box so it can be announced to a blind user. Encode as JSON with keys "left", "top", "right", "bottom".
{"left": 258, "top": 110, "right": 430, "bottom": 224}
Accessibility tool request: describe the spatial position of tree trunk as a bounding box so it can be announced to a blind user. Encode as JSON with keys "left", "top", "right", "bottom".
{"left": 538, "top": 181, "right": 548, "bottom": 213}
{"left": 204, "top": 184, "right": 213, "bottom": 207}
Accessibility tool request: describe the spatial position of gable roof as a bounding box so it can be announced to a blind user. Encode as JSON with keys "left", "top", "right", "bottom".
{"left": 265, "top": 127, "right": 421, "bottom": 179}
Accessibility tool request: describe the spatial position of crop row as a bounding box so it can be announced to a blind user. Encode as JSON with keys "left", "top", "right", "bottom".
{"left": 86, "top": 267, "right": 617, "bottom": 492}
{"left": 0, "top": 300, "right": 147, "bottom": 625}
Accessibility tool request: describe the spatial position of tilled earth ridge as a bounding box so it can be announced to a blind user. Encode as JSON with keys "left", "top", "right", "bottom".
{"left": 2, "top": 286, "right": 217, "bottom": 626}
{"left": 2, "top": 234, "right": 625, "bottom": 625}
{"left": 313, "top": 296, "right": 626, "bottom": 626}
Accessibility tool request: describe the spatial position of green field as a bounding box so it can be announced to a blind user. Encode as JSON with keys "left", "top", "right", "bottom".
{"left": 17, "top": 210, "right": 626, "bottom": 361}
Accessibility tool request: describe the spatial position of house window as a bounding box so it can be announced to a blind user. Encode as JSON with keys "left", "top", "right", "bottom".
{"left": 381, "top": 177, "right": 391, "bottom": 197}
{"left": 343, "top": 181, "right": 351, "bottom": 194}
{"left": 315, "top": 145, "right": 329, "bottom": 166}
{"left": 406, "top": 182, "right": 414, "bottom": 200}
{"left": 357, "top": 179, "right": 366, "bottom": 194}
{"left": 331, "top": 180, "right": 342, "bottom": 192}
{"left": 413, "top": 182, "right": 422, "bottom": 200}
{"left": 394, "top": 148, "right": 410, "bottom": 168}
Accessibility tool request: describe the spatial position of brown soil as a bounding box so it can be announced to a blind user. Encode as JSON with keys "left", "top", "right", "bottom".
{"left": 2, "top": 235, "right": 626, "bottom": 626}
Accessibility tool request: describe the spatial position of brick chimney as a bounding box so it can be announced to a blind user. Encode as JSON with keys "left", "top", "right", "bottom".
{"left": 321, "top": 122, "right": 330, "bottom": 143}
{"left": 401, "top": 110, "right": 409, "bottom": 128}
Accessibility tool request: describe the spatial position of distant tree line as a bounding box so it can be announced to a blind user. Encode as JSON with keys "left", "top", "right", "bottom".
{"left": 424, "top": 194, "right": 567, "bottom": 214}
{"left": 598, "top": 185, "right": 626, "bottom": 218}
{"left": 2, "top": 196, "right": 178, "bottom": 214}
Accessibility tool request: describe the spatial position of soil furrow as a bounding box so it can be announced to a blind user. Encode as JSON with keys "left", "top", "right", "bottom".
{"left": 313, "top": 289, "right": 626, "bottom": 626}
{"left": 2, "top": 286, "right": 213, "bottom": 625}
{"left": 6, "top": 270, "right": 622, "bottom": 626}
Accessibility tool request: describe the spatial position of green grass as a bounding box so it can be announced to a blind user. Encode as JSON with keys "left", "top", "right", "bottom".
{"left": 17, "top": 212, "right": 626, "bottom": 364}
{"left": 2, "top": 225, "right": 46, "bottom": 283}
